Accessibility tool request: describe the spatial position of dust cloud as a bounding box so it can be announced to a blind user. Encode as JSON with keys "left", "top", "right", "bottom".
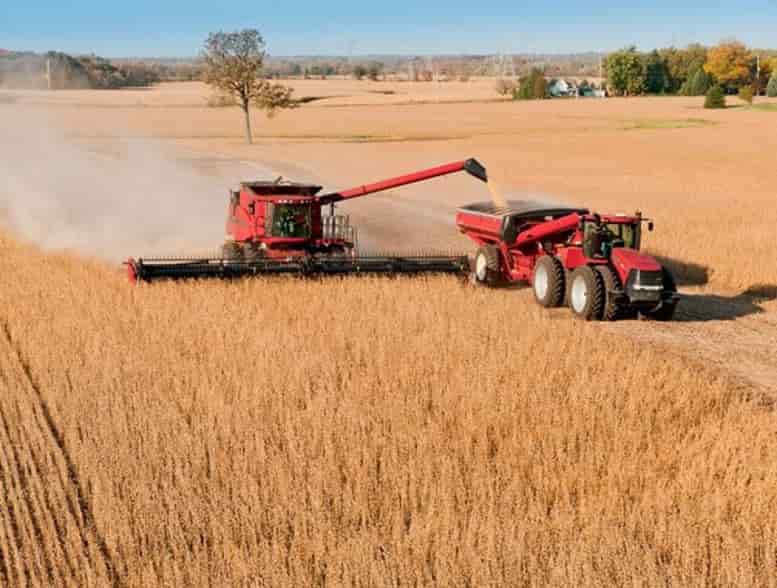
{"left": 0, "top": 111, "right": 272, "bottom": 261}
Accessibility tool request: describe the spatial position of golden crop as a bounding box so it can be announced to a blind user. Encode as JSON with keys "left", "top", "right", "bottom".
{"left": 1, "top": 233, "right": 776, "bottom": 586}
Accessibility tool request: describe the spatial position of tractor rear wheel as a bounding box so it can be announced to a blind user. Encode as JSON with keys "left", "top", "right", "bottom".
{"left": 646, "top": 268, "right": 678, "bottom": 321}
{"left": 473, "top": 245, "right": 503, "bottom": 286}
{"left": 568, "top": 266, "right": 605, "bottom": 321}
{"left": 533, "top": 255, "right": 566, "bottom": 308}
{"left": 595, "top": 265, "right": 626, "bottom": 321}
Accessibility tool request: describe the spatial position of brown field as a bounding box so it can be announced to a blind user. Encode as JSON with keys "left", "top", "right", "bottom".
{"left": 1, "top": 80, "right": 777, "bottom": 586}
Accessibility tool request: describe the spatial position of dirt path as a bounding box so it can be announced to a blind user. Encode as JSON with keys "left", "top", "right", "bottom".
{"left": 0, "top": 322, "right": 119, "bottom": 587}
{"left": 616, "top": 287, "right": 777, "bottom": 395}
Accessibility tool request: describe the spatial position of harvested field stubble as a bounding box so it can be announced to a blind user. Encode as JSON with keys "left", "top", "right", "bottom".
{"left": 1, "top": 235, "right": 777, "bottom": 586}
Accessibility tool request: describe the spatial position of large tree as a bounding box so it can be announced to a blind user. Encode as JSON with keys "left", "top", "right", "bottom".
{"left": 704, "top": 41, "right": 752, "bottom": 91}
{"left": 203, "top": 29, "right": 295, "bottom": 144}
{"left": 605, "top": 47, "right": 647, "bottom": 96}
{"left": 659, "top": 44, "right": 707, "bottom": 92}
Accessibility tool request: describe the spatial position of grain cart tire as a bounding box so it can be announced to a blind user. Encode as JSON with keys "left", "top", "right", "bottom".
{"left": 646, "top": 268, "right": 678, "bottom": 321}
{"left": 533, "top": 255, "right": 566, "bottom": 308}
{"left": 568, "top": 266, "right": 605, "bottom": 321}
{"left": 473, "top": 245, "right": 503, "bottom": 286}
{"left": 595, "top": 265, "right": 626, "bottom": 321}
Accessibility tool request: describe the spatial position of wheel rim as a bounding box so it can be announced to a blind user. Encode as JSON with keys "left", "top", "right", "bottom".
{"left": 475, "top": 253, "right": 488, "bottom": 281}
{"left": 534, "top": 265, "right": 549, "bottom": 299}
{"left": 571, "top": 275, "right": 588, "bottom": 313}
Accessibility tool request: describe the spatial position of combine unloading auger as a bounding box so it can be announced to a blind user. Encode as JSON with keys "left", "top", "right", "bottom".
{"left": 126, "top": 159, "right": 487, "bottom": 283}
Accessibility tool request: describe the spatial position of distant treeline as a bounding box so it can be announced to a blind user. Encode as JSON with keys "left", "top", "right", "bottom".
{"left": 604, "top": 42, "right": 777, "bottom": 96}
{"left": 0, "top": 51, "right": 165, "bottom": 89}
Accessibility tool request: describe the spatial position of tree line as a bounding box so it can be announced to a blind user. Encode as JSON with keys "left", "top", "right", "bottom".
{"left": 605, "top": 42, "right": 777, "bottom": 97}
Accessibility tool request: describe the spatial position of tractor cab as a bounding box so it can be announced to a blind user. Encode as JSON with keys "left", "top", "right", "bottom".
{"left": 580, "top": 214, "right": 649, "bottom": 259}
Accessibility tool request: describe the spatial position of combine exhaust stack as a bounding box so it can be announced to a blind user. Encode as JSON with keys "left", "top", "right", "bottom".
{"left": 126, "top": 159, "right": 487, "bottom": 283}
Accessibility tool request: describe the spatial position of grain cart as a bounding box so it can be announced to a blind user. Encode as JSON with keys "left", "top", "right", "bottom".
{"left": 127, "top": 159, "right": 487, "bottom": 282}
{"left": 456, "top": 200, "right": 679, "bottom": 320}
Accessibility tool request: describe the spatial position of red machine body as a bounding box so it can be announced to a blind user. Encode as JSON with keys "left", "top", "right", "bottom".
{"left": 126, "top": 159, "right": 487, "bottom": 283}
{"left": 224, "top": 159, "right": 488, "bottom": 260}
{"left": 456, "top": 200, "right": 679, "bottom": 320}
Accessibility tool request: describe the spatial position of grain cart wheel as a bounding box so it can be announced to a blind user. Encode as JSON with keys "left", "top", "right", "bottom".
{"left": 595, "top": 265, "right": 626, "bottom": 321}
{"left": 473, "top": 245, "right": 503, "bottom": 286}
{"left": 533, "top": 255, "right": 566, "bottom": 308}
{"left": 646, "top": 268, "right": 678, "bottom": 321}
{"left": 568, "top": 266, "right": 605, "bottom": 321}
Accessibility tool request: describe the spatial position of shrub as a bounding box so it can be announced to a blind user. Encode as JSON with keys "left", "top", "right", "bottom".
{"left": 704, "top": 85, "right": 726, "bottom": 109}
{"left": 515, "top": 68, "right": 548, "bottom": 100}
{"left": 767, "top": 74, "right": 777, "bottom": 98}
{"left": 738, "top": 86, "right": 754, "bottom": 104}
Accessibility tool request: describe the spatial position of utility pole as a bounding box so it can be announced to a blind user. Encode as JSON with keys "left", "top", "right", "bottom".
{"left": 45, "top": 57, "right": 52, "bottom": 90}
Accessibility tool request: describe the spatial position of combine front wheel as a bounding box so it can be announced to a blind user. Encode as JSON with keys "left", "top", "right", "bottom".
{"left": 533, "top": 256, "right": 566, "bottom": 307}
{"left": 472, "top": 245, "right": 503, "bottom": 286}
{"left": 568, "top": 266, "right": 604, "bottom": 321}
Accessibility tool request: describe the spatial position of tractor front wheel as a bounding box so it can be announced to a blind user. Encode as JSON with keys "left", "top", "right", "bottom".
{"left": 595, "top": 265, "right": 628, "bottom": 321}
{"left": 533, "top": 255, "right": 566, "bottom": 308}
{"left": 472, "top": 245, "right": 503, "bottom": 286}
{"left": 568, "top": 266, "right": 605, "bottom": 321}
{"left": 645, "top": 268, "right": 678, "bottom": 321}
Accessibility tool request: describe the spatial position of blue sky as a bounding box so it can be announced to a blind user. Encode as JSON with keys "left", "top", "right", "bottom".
{"left": 2, "top": 1, "right": 776, "bottom": 57}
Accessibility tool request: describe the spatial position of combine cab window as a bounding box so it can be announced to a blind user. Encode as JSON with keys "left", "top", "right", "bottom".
{"left": 271, "top": 204, "right": 311, "bottom": 238}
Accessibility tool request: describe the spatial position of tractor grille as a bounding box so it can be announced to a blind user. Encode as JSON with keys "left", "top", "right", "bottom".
{"left": 625, "top": 269, "right": 664, "bottom": 303}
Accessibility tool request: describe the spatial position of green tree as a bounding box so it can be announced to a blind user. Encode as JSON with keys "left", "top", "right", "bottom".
{"left": 515, "top": 68, "right": 547, "bottom": 100}
{"left": 767, "top": 73, "right": 777, "bottom": 98}
{"left": 704, "top": 85, "right": 726, "bottom": 109}
{"left": 680, "top": 67, "right": 712, "bottom": 96}
{"left": 644, "top": 50, "right": 669, "bottom": 93}
{"left": 203, "top": 29, "right": 296, "bottom": 144}
{"left": 352, "top": 65, "right": 367, "bottom": 80}
{"left": 605, "top": 47, "right": 647, "bottom": 96}
{"left": 660, "top": 44, "right": 708, "bottom": 93}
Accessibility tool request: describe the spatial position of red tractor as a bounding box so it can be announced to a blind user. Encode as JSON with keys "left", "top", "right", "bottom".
{"left": 127, "top": 159, "right": 487, "bottom": 282}
{"left": 456, "top": 200, "right": 679, "bottom": 320}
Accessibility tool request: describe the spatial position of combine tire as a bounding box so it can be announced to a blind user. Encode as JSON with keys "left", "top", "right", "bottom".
{"left": 473, "top": 245, "right": 503, "bottom": 286}
{"left": 595, "top": 265, "right": 627, "bottom": 321}
{"left": 533, "top": 256, "right": 566, "bottom": 308}
{"left": 221, "top": 241, "right": 243, "bottom": 261}
{"left": 646, "top": 268, "right": 678, "bottom": 321}
{"left": 568, "top": 266, "right": 604, "bottom": 321}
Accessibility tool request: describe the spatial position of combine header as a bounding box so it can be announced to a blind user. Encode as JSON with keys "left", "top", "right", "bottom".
{"left": 456, "top": 200, "right": 680, "bottom": 321}
{"left": 127, "top": 159, "right": 487, "bottom": 282}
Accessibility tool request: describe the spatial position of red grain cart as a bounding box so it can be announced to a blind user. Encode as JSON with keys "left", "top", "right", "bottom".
{"left": 456, "top": 200, "right": 679, "bottom": 320}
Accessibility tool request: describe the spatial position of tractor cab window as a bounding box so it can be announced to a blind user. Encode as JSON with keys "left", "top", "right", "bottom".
{"left": 271, "top": 204, "right": 312, "bottom": 238}
{"left": 583, "top": 221, "right": 639, "bottom": 258}
{"left": 604, "top": 223, "right": 638, "bottom": 249}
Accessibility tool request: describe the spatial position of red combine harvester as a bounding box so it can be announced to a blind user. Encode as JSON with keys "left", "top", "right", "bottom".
{"left": 456, "top": 200, "right": 680, "bottom": 320}
{"left": 127, "top": 159, "right": 488, "bottom": 282}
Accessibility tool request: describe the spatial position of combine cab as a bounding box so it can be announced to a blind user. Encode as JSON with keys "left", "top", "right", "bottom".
{"left": 127, "top": 159, "right": 488, "bottom": 282}
{"left": 456, "top": 200, "right": 679, "bottom": 321}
